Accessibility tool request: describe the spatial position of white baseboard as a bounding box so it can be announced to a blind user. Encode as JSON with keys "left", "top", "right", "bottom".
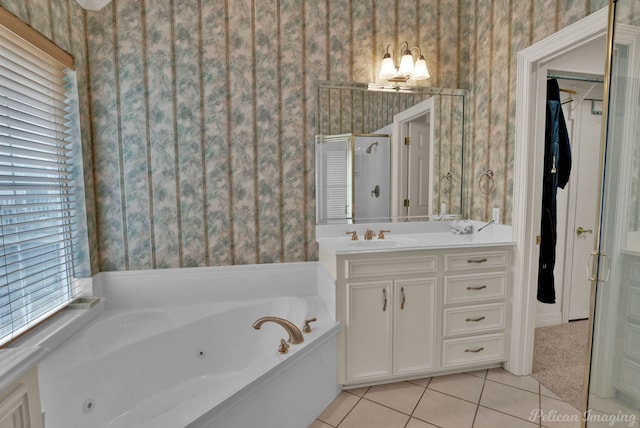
{"left": 536, "top": 312, "right": 563, "bottom": 328}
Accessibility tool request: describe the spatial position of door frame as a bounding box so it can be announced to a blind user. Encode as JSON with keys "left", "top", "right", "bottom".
{"left": 510, "top": 8, "right": 608, "bottom": 375}
{"left": 391, "top": 98, "right": 435, "bottom": 217}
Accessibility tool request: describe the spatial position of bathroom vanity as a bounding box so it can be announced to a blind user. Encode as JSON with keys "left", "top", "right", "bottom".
{"left": 317, "top": 221, "right": 515, "bottom": 387}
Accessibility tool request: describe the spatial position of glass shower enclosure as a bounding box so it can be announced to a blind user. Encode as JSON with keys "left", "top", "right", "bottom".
{"left": 586, "top": 0, "right": 640, "bottom": 425}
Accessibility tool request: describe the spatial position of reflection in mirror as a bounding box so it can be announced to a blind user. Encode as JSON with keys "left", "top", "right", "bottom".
{"left": 316, "top": 133, "right": 391, "bottom": 222}
{"left": 315, "top": 82, "right": 467, "bottom": 224}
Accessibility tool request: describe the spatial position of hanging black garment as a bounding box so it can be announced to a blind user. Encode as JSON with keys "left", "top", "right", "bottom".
{"left": 537, "top": 79, "right": 572, "bottom": 304}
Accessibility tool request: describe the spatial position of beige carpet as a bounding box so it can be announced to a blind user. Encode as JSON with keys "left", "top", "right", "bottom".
{"left": 531, "top": 320, "right": 590, "bottom": 411}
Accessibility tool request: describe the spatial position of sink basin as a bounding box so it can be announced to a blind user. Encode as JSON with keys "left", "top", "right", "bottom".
{"left": 345, "top": 237, "right": 417, "bottom": 248}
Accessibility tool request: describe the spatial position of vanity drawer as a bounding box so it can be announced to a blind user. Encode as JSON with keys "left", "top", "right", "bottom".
{"left": 442, "top": 333, "right": 505, "bottom": 368}
{"left": 624, "top": 323, "right": 640, "bottom": 360}
{"left": 443, "top": 272, "right": 507, "bottom": 305}
{"left": 443, "top": 303, "right": 505, "bottom": 337}
{"left": 618, "top": 358, "right": 640, "bottom": 400}
{"left": 445, "top": 250, "right": 508, "bottom": 272}
{"left": 629, "top": 287, "right": 640, "bottom": 321}
{"left": 344, "top": 254, "right": 437, "bottom": 279}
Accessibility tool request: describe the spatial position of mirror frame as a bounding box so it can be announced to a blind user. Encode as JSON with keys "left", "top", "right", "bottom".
{"left": 315, "top": 81, "right": 470, "bottom": 223}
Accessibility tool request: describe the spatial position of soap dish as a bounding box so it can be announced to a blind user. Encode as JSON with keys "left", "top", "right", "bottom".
{"left": 67, "top": 297, "right": 101, "bottom": 310}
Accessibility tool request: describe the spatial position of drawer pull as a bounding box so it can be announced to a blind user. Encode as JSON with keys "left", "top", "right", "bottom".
{"left": 465, "top": 347, "right": 485, "bottom": 353}
{"left": 465, "top": 316, "right": 486, "bottom": 322}
{"left": 466, "top": 285, "right": 487, "bottom": 291}
{"left": 382, "top": 288, "right": 387, "bottom": 312}
{"left": 400, "top": 287, "right": 406, "bottom": 310}
{"left": 467, "top": 258, "right": 488, "bottom": 264}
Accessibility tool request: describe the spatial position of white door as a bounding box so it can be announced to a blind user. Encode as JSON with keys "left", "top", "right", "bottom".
{"left": 407, "top": 117, "right": 431, "bottom": 217}
{"left": 565, "top": 98, "right": 602, "bottom": 320}
{"left": 392, "top": 98, "right": 435, "bottom": 216}
{"left": 346, "top": 281, "right": 393, "bottom": 382}
{"left": 393, "top": 278, "right": 436, "bottom": 375}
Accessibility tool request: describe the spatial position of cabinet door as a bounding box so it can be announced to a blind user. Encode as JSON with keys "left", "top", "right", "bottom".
{"left": 393, "top": 278, "right": 437, "bottom": 375}
{"left": 346, "top": 281, "right": 393, "bottom": 382}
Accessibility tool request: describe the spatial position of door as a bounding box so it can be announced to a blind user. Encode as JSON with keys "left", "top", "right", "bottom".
{"left": 393, "top": 278, "right": 436, "bottom": 375}
{"left": 315, "top": 134, "right": 353, "bottom": 221}
{"left": 393, "top": 98, "right": 435, "bottom": 217}
{"left": 565, "top": 97, "right": 603, "bottom": 320}
{"left": 346, "top": 281, "right": 393, "bottom": 382}
{"left": 407, "top": 118, "right": 431, "bottom": 217}
{"left": 586, "top": 4, "right": 640, "bottom": 423}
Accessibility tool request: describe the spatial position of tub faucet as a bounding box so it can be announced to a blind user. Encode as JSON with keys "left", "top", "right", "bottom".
{"left": 252, "top": 316, "right": 304, "bottom": 344}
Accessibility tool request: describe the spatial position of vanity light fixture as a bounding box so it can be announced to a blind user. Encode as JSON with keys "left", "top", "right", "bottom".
{"left": 378, "top": 42, "right": 430, "bottom": 82}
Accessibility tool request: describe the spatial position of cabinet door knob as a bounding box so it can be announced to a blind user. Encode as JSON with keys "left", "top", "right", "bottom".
{"left": 467, "top": 258, "right": 488, "bottom": 264}
{"left": 464, "top": 347, "right": 485, "bottom": 353}
{"left": 382, "top": 288, "right": 387, "bottom": 312}
{"left": 466, "top": 285, "right": 487, "bottom": 291}
{"left": 400, "top": 287, "right": 405, "bottom": 310}
{"left": 465, "top": 316, "right": 486, "bottom": 322}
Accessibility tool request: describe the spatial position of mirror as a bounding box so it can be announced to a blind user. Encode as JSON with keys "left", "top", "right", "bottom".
{"left": 315, "top": 82, "right": 468, "bottom": 224}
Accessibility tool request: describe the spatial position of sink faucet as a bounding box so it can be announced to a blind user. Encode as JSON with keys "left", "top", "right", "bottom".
{"left": 252, "top": 316, "right": 304, "bottom": 344}
{"left": 364, "top": 228, "right": 376, "bottom": 240}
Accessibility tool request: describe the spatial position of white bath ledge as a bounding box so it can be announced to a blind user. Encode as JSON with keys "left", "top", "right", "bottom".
{"left": 316, "top": 221, "right": 515, "bottom": 255}
{"left": 0, "top": 300, "right": 104, "bottom": 393}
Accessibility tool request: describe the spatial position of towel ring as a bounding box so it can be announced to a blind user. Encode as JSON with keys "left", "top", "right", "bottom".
{"left": 441, "top": 172, "right": 452, "bottom": 194}
{"left": 479, "top": 169, "right": 495, "bottom": 194}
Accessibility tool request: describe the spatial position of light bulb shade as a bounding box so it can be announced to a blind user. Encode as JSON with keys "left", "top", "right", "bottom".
{"left": 379, "top": 56, "right": 396, "bottom": 80}
{"left": 397, "top": 53, "right": 414, "bottom": 77}
{"left": 412, "top": 57, "right": 430, "bottom": 80}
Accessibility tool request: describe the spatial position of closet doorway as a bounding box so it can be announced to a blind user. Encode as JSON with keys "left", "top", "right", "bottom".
{"left": 538, "top": 71, "right": 606, "bottom": 325}
{"left": 552, "top": 73, "right": 605, "bottom": 322}
{"left": 534, "top": 39, "right": 607, "bottom": 328}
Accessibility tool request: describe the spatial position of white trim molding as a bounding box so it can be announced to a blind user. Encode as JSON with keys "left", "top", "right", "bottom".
{"left": 509, "top": 7, "right": 608, "bottom": 376}
{"left": 75, "top": 0, "right": 112, "bottom": 11}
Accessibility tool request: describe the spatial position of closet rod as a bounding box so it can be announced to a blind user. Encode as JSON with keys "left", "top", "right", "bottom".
{"left": 547, "top": 73, "right": 604, "bottom": 83}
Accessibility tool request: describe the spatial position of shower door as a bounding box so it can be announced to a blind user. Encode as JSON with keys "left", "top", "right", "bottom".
{"left": 586, "top": 0, "right": 640, "bottom": 425}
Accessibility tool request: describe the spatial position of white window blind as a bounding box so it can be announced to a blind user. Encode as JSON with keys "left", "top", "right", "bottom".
{"left": 0, "top": 23, "right": 81, "bottom": 345}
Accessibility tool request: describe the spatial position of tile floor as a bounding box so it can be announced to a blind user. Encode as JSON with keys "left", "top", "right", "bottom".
{"left": 309, "top": 368, "right": 638, "bottom": 428}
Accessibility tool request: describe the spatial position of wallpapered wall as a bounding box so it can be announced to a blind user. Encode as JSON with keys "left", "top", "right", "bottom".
{"left": 1, "top": 0, "right": 609, "bottom": 272}
{"left": 85, "top": 0, "right": 469, "bottom": 271}
{"left": 467, "top": 0, "right": 606, "bottom": 224}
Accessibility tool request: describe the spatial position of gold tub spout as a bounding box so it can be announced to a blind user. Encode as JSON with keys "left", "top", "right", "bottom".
{"left": 252, "top": 316, "right": 305, "bottom": 344}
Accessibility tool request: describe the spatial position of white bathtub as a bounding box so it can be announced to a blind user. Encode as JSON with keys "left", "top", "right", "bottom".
{"left": 37, "top": 262, "right": 339, "bottom": 428}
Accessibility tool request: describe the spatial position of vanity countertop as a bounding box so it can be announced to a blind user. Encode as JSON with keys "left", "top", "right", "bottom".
{"left": 316, "top": 221, "right": 515, "bottom": 255}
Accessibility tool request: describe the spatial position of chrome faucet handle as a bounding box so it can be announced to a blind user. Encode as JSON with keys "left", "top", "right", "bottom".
{"left": 278, "top": 339, "right": 289, "bottom": 354}
{"left": 302, "top": 317, "right": 317, "bottom": 333}
{"left": 346, "top": 231, "right": 358, "bottom": 240}
{"left": 378, "top": 229, "right": 391, "bottom": 239}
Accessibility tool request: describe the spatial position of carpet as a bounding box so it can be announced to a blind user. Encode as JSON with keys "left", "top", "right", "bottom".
{"left": 531, "top": 320, "right": 590, "bottom": 411}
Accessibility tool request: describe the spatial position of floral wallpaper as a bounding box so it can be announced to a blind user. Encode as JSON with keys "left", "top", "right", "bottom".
{"left": 1, "top": 0, "right": 609, "bottom": 272}
{"left": 85, "top": 0, "right": 470, "bottom": 271}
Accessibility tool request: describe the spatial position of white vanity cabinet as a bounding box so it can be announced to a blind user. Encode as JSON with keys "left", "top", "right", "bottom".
{"left": 441, "top": 250, "right": 509, "bottom": 369}
{"left": 0, "top": 367, "right": 43, "bottom": 428}
{"left": 319, "top": 241, "right": 512, "bottom": 388}
{"left": 346, "top": 277, "right": 437, "bottom": 383}
{"left": 615, "top": 252, "right": 640, "bottom": 404}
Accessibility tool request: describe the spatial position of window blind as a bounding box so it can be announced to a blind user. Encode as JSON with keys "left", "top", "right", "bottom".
{"left": 0, "top": 23, "right": 80, "bottom": 345}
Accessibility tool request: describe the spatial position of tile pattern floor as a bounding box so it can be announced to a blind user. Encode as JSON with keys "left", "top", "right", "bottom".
{"left": 310, "top": 368, "right": 638, "bottom": 428}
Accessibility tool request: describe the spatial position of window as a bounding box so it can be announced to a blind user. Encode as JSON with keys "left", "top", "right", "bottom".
{"left": 0, "top": 10, "right": 85, "bottom": 346}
